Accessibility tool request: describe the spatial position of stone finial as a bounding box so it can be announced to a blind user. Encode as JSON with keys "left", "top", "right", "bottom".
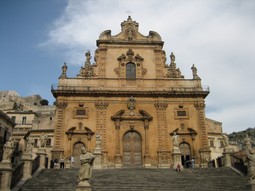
{"left": 59, "top": 62, "right": 68, "bottom": 79}
{"left": 191, "top": 64, "right": 200, "bottom": 79}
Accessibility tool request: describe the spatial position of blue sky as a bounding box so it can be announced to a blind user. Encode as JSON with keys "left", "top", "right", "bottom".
{"left": 0, "top": 0, "right": 68, "bottom": 103}
{"left": 1, "top": 0, "right": 255, "bottom": 133}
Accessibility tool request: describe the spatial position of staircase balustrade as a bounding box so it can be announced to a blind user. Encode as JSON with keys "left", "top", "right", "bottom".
{"left": 31, "top": 155, "right": 40, "bottom": 175}
{"left": 10, "top": 162, "right": 24, "bottom": 189}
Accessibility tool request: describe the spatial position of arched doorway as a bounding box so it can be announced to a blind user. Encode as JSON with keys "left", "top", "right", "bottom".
{"left": 179, "top": 142, "right": 191, "bottom": 167}
{"left": 123, "top": 131, "right": 142, "bottom": 166}
{"left": 73, "top": 142, "right": 85, "bottom": 168}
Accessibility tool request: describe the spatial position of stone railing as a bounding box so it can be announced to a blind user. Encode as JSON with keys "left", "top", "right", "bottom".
{"left": 11, "top": 162, "right": 24, "bottom": 189}
{"left": 231, "top": 153, "right": 248, "bottom": 175}
{"left": 32, "top": 155, "right": 40, "bottom": 175}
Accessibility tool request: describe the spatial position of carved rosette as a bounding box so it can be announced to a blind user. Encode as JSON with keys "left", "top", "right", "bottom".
{"left": 115, "top": 48, "right": 147, "bottom": 78}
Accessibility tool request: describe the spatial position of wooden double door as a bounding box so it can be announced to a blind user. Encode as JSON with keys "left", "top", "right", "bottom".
{"left": 123, "top": 131, "right": 142, "bottom": 166}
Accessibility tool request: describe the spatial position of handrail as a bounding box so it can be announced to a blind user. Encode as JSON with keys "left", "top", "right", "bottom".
{"left": 230, "top": 154, "right": 247, "bottom": 175}
{"left": 11, "top": 162, "right": 24, "bottom": 189}
{"left": 32, "top": 155, "right": 40, "bottom": 175}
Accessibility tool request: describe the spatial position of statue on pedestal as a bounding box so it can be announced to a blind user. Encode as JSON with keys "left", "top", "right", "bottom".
{"left": 79, "top": 147, "right": 95, "bottom": 182}
{"left": 172, "top": 132, "right": 179, "bottom": 148}
{"left": 25, "top": 136, "right": 34, "bottom": 154}
{"left": 95, "top": 134, "right": 102, "bottom": 149}
{"left": 2, "top": 137, "right": 15, "bottom": 162}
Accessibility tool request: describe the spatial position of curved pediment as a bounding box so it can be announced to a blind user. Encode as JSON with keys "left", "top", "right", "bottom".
{"left": 97, "top": 16, "right": 163, "bottom": 46}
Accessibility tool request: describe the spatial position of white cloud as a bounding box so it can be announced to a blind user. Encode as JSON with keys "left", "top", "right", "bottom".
{"left": 41, "top": 0, "right": 255, "bottom": 133}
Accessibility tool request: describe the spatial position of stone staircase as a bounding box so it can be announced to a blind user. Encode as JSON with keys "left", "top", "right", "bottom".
{"left": 16, "top": 167, "right": 250, "bottom": 191}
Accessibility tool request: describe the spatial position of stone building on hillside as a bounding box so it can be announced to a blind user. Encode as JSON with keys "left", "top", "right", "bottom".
{"left": 51, "top": 16, "right": 222, "bottom": 168}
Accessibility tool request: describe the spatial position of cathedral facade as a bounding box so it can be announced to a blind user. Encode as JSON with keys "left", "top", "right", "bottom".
{"left": 51, "top": 17, "right": 213, "bottom": 168}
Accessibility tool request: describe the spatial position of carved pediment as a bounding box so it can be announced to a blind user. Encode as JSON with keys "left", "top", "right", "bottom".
{"left": 97, "top": 16, "right": 163, "bottom": 44}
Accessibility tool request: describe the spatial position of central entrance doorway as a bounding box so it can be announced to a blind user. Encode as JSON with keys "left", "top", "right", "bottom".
{"left": 123, "top": 131, "right": 142, "bottom": 166}
{"left": 179, "top": 142, "right": 191, "bottom": 167}
{"left": 73, "top": 142, "right": 85, "bottom": 168}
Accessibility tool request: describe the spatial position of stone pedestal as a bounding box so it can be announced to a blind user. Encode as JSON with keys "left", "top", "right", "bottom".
{"left": 199, "top": 147, "right": 211, "bottom": 168}
{"left": 144, "top": 154, "right": 152, "bottom": 168}
{"left": 223, "top": 147, "right": 234, "bottom": 167}
{"left": 76, "top": 180, "right": 92, "bottom": 191}
{"left": 172, "top": 147, "right": 182, "bottom": 169}
{"left": 0, "top": 161, "right": 13, "bottom": 191}
{"left": 22, "top": 153, "right": 33, "bottom": 180}
{"left": 115, "top": 154, "right": 122, "bottom": 168}
{"left": 93, "top": 148, "right": 102, "bottom": 169}
{"left": 37, "top": 148, "right": 47, "bottom": 170}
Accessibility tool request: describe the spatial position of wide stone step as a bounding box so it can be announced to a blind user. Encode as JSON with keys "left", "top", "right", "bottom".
{"left": 17, "top": 167, "right": 250, "bottom": 191}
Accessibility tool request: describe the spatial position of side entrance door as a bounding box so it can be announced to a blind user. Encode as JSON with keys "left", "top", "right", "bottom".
{"left": 123, "top": 131, "right": 142, "bottom": 166}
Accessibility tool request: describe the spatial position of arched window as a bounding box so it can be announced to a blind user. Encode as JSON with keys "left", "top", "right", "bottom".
{"left": 126, "top": 62, "right": 136, "bottom": 79}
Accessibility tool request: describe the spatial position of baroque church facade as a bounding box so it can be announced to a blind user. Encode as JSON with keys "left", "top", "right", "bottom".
{"left": 51, "top": 16, "right": 214, "bottom": 168}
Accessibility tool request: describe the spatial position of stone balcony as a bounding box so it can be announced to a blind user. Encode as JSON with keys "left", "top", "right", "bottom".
{"left": 51, "top": 78, "right": 209, "bottom": 98}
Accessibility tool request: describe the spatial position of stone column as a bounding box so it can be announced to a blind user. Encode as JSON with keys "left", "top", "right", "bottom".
{"left": 0, "top": 161, "right": 13, "bottom": 191}
{"left": 22, "top": 153, "right": 33, "bottom": 180}
{"left": 223, "top": 147, "right": 234, "bottom": 167}
{"left": 37, "top": 148, "right": 47, "bottom": 170}
{"left": 115, "top": 120, "right": 121, "bottom": 168}
{"left": 144, "top": 119, "right": 151, "bottom": 167}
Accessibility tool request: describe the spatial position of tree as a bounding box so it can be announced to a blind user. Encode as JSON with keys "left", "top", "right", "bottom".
{"left": 40, "top": 99, "right": 49, "bottom": 106}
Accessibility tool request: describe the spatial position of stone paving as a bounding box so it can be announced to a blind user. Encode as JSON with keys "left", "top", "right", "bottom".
{"left": 17, "top": 167, "right": 250, "bottom": 191}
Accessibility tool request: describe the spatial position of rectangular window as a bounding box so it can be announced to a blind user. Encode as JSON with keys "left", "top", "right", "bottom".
{"left": 220, "top": 141, "right": 224, "bottom": 147}
{"left": 22, "top": 117, "right": 27, "bottom": 125}
{"left": 11, "top": 116, "right": 16, "bottom": 122}
{"left": 76, "top": 109, "right": 86, "bottom": 116}
{"left": 34, "top": 139, "right": 38, "bottom": 148}
{"left": 177, "top": 110, "right": 186, "bottom": 116}
{"left": 209, "top": 140, "right": 214, "bottom": 147}
{"left": 46, "top": 138, "right": 51, "bottom": 147}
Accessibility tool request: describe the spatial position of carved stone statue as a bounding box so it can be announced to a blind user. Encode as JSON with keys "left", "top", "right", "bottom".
{"left": 222, "top": 133, "right": 229, "bottom": 146}
{"left": 85, "top": 51, "right": 91, "bottom": 66}
{"left": 59, "top": 63, "right": 68, "bottom": 79}
{"left": 2, "top": 137, "right": 15, "bottom": 162}
{"left": 172, "top": 132, "right": 179, "bottom": 148}
{"left": 95, "top": 134, "right": 102, "bottom": 149}
{"left": 39, "top": 133, "right": 47, "bottom": 148}
{"left": 170, "top": 52, "right": 175, "bottom": 63}
{"left": 246, "top": 148, "right": 255, "bottom": 181}
{"left": 244, "top": 134, "right": 253, "bottom": 150}
{"left": 79, "top": 147, "right": 95, "bottom": 182}
{"left": 191, "top": 64, "right": 200, "bottom": 79}
{"left": 25, "top": 136, "right": 34, "bottom": 154}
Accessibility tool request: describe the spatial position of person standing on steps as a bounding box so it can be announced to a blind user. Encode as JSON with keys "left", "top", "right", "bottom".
{"left": 60, "top": 158, "right": 65, "bottom": 169}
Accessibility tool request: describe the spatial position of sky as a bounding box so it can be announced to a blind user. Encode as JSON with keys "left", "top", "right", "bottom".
{"left": 0, "top": 0, "right": 254, "bottom": 134}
